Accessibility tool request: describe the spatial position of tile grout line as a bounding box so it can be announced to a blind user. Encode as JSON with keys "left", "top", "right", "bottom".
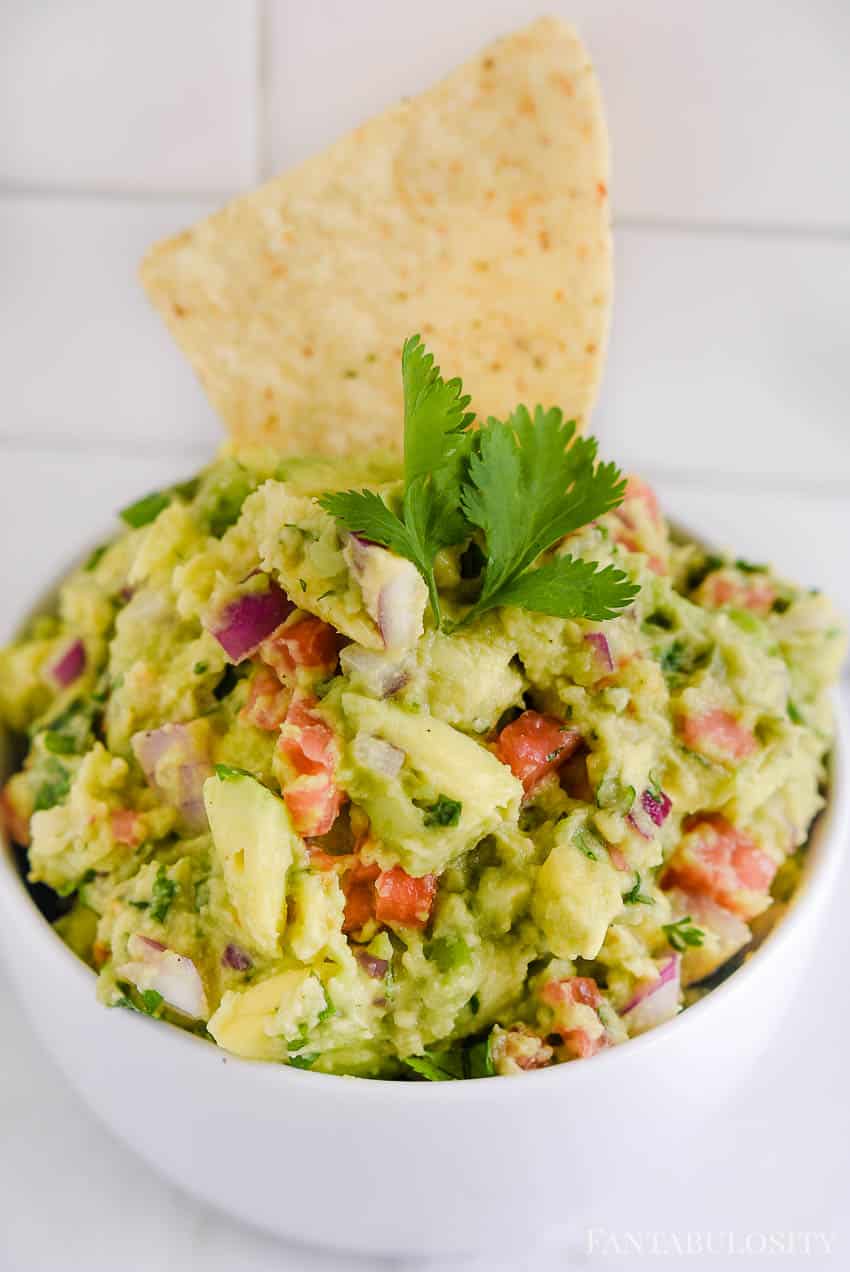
{"left": 0, "top": 433, "right": 847, "bottom": 501}
{"left": 1, "top": 180, "right": 848, "bottom": 244}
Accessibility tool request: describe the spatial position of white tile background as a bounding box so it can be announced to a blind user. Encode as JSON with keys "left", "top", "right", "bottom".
{"left": 1, "top": 4, "right": 849, "bottom": 1270}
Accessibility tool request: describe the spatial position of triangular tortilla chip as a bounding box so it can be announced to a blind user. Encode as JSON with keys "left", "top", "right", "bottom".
{"left": 141, "top": 17, "right": 611, "bottom": 455}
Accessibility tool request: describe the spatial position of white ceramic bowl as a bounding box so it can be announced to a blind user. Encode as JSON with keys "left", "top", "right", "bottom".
{"left": 1, "top": 560, "right": 847, "bottom": 1257}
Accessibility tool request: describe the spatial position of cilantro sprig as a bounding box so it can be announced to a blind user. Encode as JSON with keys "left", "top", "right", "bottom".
{"left": 321, "top": 336, "right": 473, "bottom": 626}
{"left": 320, "top": 335, "right": 639, "bottom": 629}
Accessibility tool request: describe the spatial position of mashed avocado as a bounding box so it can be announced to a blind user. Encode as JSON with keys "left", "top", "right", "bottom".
{"left": 0, "top": 440, "right": 844, "bottom": 1078}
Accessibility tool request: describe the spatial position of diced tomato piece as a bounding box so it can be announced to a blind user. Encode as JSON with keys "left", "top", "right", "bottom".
{"left": 340, "top": 857, "right": 381, "bottom": 934}
{"left": 495, "top": 710, "right": 582, "bottom": 793}
{"left": 262, "top": 616, "right": 340, "bottom": 678}
{"left": 110, "top": 808, "right": 144, "bottom": 847}
{"left": 663, "top": 814, "right": 777, "bottom": 919}
{"left": 541, "top": 975, "right": 601, "bottom": 1010}
{"left": 278, "top": 696, "right": 345, "bottom": 836}
{"left": 680, "top": 708, "right": 757, "bottom": 761}
{"left": 561, "top": 1028, "right": 607, "bottom": 1060}
{"left": 240, "top": 666, "right": 291, "bottom": 731}
{"left": 621, "top": 474, "right": 662, "bottom": 527}
{"left": 284, "top": 774, "right": 344, "bottom": 838}
{"left": 374, "top": 866, "right": 437, "bottom": 929}
{"left": 0, "top": 783, "right": 30, "bottom": 846}
{"left": 701, "top": 573, "right": 776, "bottom": 616}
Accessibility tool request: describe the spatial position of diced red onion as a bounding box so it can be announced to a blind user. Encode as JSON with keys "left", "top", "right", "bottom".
{"left": 222, "top": 943, "right": 252, "bottom": 971}
{"left": 622, "top": 954, "right": 681, "bottom": 1034}
{"left": 339, "top": 644, "right": 412, "bottom": 697}
{"left": 640, "top": 787, "right": 672, "bottom": 826}
{"left": 131, "top": 724, "right": 213, "bottom": 832}
{"left": 344, "top": 535, "right": 427, "bottom": 652}
{"left": 354, "top": 948, "right": 389, "bottom": 979}
{"left": 627, "top": 786, "right": 672, "bottom": 838}
{"left": 208, "top": 578, "right": 293, "bottom": 663}
{"left": 46, "top": 638, "right": 86, "bottom": 688}
{"left": 584, "top": 631, "right": 614, "bottom": 675}
{"left": 120, "top": 934, "right": 207, "bottom": 1019}
{"left": 377, "top": 570, "right": 426, "bottom": 652}
{"left": 352, "top": 734, "right": 405, "bottom": 779}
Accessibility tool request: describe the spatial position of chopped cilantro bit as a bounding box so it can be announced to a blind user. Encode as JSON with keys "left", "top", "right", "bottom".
{"left": 298, "top": 577, "right": 307, "bottom": 593}
{"left": 317, "top": 589, "right": 336, "bottom": 602}
{"left": 574, "top": 825, "right": 603, "bottom": 861}
{"left": 119, "top": 491, "right": 170, "bottom": 529}
{"left": 469, "top": 992, "right": 481, "bottom": 1015}
{"left": 735, "top": 558, "right": 767, "bottom": 574}
{"left": 623, "top": 872, "right": 654, "bottom": 906}
{"left": 416, "top": 794, "right": 463, "bottom": 828}
{"left": 788, "top": 699, "right": 804, "bottom": 725}
{"left": 643, "top": 609, "right": 674, "bottom": 631}
{"left": 84, "top": 544, "right": 108, "bottom": 572}
{"left": 173, "top": 476, "right": 200, "bottom": 501}
{"left": 317, "top": 991, "right": 336, "bottom": 1025}
{"left": 150, "top": 866, "right": 177, "bottom": 923}
{"left": 215, "top": 763, "right": 251, "bottom": 781}
{"left": 662, "top": 916, "right": 705, "bottom": 952}
{"left": 404, "top": 1032, "right": 494, "bottom": 1081}
{"left": 771, "top": 596, "right": 791, "bottom": 614}
{"left": 193, "top": 661, "right": 208, "bottom": 675}
{"left": 140, "top": 989, "right": 164, "bottom": 1015}
{"left": 43, "top": 730, "right": 77, "bottom": 755}
{"left": 33, "top": 758, "right": 71, "bottom": 812}
{"left": 288, "top": 1053, "right": 319, "bottom": 1070}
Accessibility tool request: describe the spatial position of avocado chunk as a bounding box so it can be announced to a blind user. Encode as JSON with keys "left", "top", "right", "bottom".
{"left": 203, "top": 771, "right": 298, "bottom": 958}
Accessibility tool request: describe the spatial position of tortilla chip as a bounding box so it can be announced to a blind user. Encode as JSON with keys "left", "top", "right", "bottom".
{"left": 141, "top": 17, "right": 611, "bottom": 455}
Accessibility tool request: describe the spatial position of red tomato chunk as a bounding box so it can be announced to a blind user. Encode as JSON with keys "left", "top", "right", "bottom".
{"left": 496, "top": 710, "right": 582, "bottom": 792}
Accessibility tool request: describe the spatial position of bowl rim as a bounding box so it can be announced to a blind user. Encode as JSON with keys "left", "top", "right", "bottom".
{"left": 1, "top": 538, "right": 848, "bottom": 1102}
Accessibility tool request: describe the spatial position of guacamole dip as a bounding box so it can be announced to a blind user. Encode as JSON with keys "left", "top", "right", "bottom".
{"left": 0, "top": 347, "right": 844, "bottom": 1079}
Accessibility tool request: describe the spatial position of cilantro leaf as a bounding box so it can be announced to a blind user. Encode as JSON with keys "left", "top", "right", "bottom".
{"left": 662, "top": 916, "right": 705, "bottom": 952}
{"left": 623, "top": 872, "right": 654, "bottom": 906}
{"left": 415, "top": 794, "right": 463, "bottom": 828}
{"left": 458, "top": 408, "right": 636, "bottom": 624}
{"left": 485, "top": 555, "right": 639, "bottom": 622}
{"left": 403, "top": 1031, "right": 494, "bottom": 1081}
{"left": 150, "top": 866, "right": 177, "bottom": 923}
{"left": 402, "top": 334, "right": 474, "bottom": 486}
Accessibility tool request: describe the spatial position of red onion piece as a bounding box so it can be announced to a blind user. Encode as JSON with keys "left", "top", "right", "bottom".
{"left": 584, "top": 631, "right": 614, "bottom": 675}
{"left": 120, "top": 934, "right": 208, "bottom": 1019}
{"left": 352, "top": 734, "right": 405, "bottom": 779}
{"left": 131, "top": 724, "right": 213, "bottom": 832}
{"left": 46, "top": 638, "right": 86, "bottom": 688}
{"left": 222, "top": 943, "right": 252, "bottom": 971}
{"left": 354, "top": 948, "right": 389, "bottom": 979}
{"left": 339, "top": 644, "right": 412, "bottom": 698}
{"left": 622, "top": 954, "right": 681, "bottom": 1033}
{"left": 640, "top": 787, "right": 672, "bottom": 826}
{"left": 208, "top": 578, "right": 293, "bottom": 663}
{"left": 344, "top": 535, "right": 427, "bottom": 652}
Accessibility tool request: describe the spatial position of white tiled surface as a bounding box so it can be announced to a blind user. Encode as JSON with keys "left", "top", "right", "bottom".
{"left": 1, "top": 4, "right": 849, "bottom": 1270}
